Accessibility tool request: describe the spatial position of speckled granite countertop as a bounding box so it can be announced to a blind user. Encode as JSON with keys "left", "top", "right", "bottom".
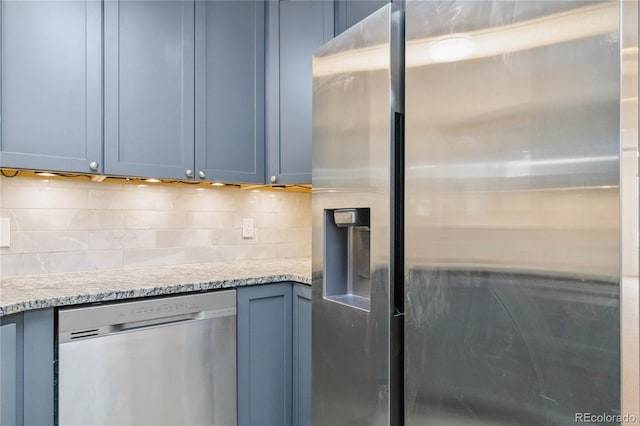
{"left": 0, "top": 257, "right": 311, "bottom": 316}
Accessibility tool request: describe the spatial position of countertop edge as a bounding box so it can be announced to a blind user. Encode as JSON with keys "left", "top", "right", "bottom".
{"left": 0, "top": 274, "right": 311, "bottom": 317}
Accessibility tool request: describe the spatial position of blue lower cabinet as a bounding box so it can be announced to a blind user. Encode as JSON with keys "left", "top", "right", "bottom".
{"left": 292, "top": 284, "right": 311, "bottom": 426}
{"left": 237, "top": 282, "right": 311, "bottom": 426}
{"left": 1, "top": 321, "right": 19, "bottom": 426}
{"left": 23, "top": 309, "right": 55, "bottom": 426}
{"left": 0, "top": 309, "right": 54, "bottom": 426}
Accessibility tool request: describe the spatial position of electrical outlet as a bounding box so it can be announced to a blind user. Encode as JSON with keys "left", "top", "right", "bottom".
{"left": 0, "top": 218, "right": 10, "bottom": 248}
{"left": 242, "top": 218, "right": 254, "bottom": 239}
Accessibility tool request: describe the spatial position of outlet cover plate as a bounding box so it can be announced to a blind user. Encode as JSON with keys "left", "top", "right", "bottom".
{"left": 242, "top": 218, "right": 254, "bottom": 239}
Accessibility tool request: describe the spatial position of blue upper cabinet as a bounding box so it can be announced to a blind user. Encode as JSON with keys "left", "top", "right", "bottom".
{"left": 0, "top": 0, "right": 102, "bottom": 174}
{"left": 266, "top": 0, "right": 334, "bottom": 185}
{"left": 334, "top": 0, "right": 391, "bottom": 36}
{"left": 1, "top": 0, "right": 344, "bottom": 184}
{"left": 104, "top": 0, "right": 195, "bottom": 180}
{"left": 195, "top": 1, "right": 265, "bottom": 184}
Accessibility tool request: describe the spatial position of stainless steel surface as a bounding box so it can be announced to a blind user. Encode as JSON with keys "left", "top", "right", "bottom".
{"left": 323, "top": 211, "right": 371, "bottom": 312}
{"left": 58, "top": 290, "right": 236, "bottom": 426}
{"left": 334, "top": 208, "right": 370, "bottom": 227}
{"left": 89, "top": 161, "right": 98, "bottom": 171}
{"left": 312, "top": 4, "right": 403, "bottom": 425}
{"left": 348, "top": 227, "right": 370, "bottom": 297}
{"left": 186, "top": 169, "right": 194, "bottom": 178}
{"left": 620, "top": 1, "right": 639, "bottom": 423}
{"left": 199, "top": 170, "right": 206, "bottom": 179}
{"left": 270, "top": 175, "right": 277, "bottom": 183}
{"left": 405, "top": 1, "right": 622, "bottom": 424}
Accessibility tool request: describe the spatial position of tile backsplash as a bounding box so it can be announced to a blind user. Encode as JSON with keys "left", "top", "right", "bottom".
{"left": 0, "top": 176, "right": 311, "bottom": 277}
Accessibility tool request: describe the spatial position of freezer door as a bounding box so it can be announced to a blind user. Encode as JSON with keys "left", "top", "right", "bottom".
{"left": 311, "top": 4, "right": 403, "bottom": 426}
{"left": 405, "top": 1, "right": 622, "bottom": 425}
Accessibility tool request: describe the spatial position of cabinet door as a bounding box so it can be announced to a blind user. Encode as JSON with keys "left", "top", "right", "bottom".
{"left": 0, "top": 310, "right": 53, "bottom": 426}
{"left": 292, "top": 284, "right": 312, "bottom": 426}
{"left": 1, "top": 322, "right": 18, "bottom": 426}
{"left": 104, "top": 1, "right": 195, "bottom": 180}
{"left": 0, "top": 0, "right": 102, "bottom": 174}
{"left": 266, "top": 0, "right": 334, "bottom": 185}
{"left": 334, "top": 0, "right": 390, "bottom": 36}
{"left": 195, "top": 1, "right": 265, "bottom": 184}
{"left": 237, "top": 283, "right": 292, "bottom": 426}
{"left": 23, "top": 309, "right": 54, "bottom": 426}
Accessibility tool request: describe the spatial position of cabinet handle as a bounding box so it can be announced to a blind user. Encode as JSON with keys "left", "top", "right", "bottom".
{"left": 186, "top": 169, "right": 194, "bottom": 178}
{"left": 89, "top": 161, "right": 99, "bottom": 171}
{"left": 270, "top": 175, "right": 277, "bottom": 184}
{"left": 198, "top": 171, "right": 206, "bottom": 179}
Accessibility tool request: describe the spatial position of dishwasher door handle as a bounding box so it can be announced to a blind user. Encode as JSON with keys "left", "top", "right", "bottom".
{"left": 113, "top": 306, "right": 236, "bottom": 333}
{"left": 60, "top": 313, "right": 200, "bottom": 343}
{"left": 59, "top": 306, "right": 238, "bottom": 343}
{"left": 59, "top": 291, "right": 237, "bottom": 344}
{"left": 115, "top": 313, "right": 197, "bottom": 332}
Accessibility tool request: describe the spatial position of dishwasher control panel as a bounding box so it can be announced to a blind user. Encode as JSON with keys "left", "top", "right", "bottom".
{"left": 58, "top": 290, "right": 236, "bottom": 343}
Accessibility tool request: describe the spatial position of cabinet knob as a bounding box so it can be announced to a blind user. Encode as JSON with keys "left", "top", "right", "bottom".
{"left": 89, "top": 161, "right": 99, "bottom": 171}
{"left": 198, "top": 170, "right": 206, "bottom": 179}
{"left": 270, "top": 175, "right": 277, "bottom": 184}
{"left": 186, "top": 169, "right": 194, "bottom": 178}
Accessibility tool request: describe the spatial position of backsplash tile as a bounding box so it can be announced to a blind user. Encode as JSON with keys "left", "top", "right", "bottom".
{"left": 88, "top": 229, "right": 156, "bottom": 250}
{"left": 10, "top": 230, "right": 89, "bottom": 254}
{"left": 2, "top": 180, "right": 89, "bottom": 209}
{"left": 0, "top": 176, "right": 311, "bottom": 277}
{"left": 1, "top": 208, "right": 50, "bottom": 231}
{"left": 0, "top": 253, "right": 49, "bottom": 276}
{"left": 122, "top": 247, "right": 186, "bottom": 269}
{"left": 124, "top": 210, "right": 186, "bottom": 230}
{"left": 50, "top": 209, "right": 126, "bottom": 230}
{"left": 48, "top": 250, "right": 123, "bottom": 274}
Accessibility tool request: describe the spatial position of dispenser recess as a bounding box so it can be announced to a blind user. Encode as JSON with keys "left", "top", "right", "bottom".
{"left": 323, "top": 208, "right": 371, "bottom": 311}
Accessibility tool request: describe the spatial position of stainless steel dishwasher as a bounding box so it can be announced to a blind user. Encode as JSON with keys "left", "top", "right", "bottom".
{"left": 58, "top": 290, "right": 236, "bottom": 426}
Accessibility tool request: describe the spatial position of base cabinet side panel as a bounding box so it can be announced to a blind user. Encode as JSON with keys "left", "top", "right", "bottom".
{"left": 292, "top": 284, "right": 312, "bottom": 426}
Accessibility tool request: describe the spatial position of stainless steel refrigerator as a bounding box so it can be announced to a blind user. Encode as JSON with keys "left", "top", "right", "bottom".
{"left": 312, "top": 1, "right": 638, "bottom": 425}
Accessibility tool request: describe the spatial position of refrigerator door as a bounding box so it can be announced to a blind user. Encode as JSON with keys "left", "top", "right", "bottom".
{"left": 312, "top": 4, "right": 403, "bottom": 425}
{"left": 620, "top": 1, "right": 639, "bottom": 421}
{"left": 405, "top": 1, "right": 621, "bottom": 425}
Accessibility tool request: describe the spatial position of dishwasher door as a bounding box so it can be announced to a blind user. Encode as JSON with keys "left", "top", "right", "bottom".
{"left": 58, "top": 290, "right": 236, "bottom": 426}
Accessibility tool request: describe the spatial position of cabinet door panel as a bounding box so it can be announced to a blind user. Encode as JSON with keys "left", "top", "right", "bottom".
{"left": 195, "top": 0, "right": 265, "bottom": 183}
{"left": 334, "top": 0, "right": 390, "bottom": 36}
{"left": 292, "top": 284, "right": 312, "bottom": 426}
{"left": 237, "top": 283, "right": 292, "bottom": 426}
{"left": 1, "top": 323, "right": 17, "bottom": 426}
{"left": 23, "top": 309, "right": 54, "bottom": 426}
{"left": 104, "top": 0, "right": 194, "bottom": 179}
{"left": 266, "top": 0, "right": 333, "bottom": 184}
{"left": 0, "top": 0, "right": 102, "bottom": 173}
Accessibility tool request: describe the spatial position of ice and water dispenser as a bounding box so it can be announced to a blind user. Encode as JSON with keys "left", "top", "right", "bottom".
{"left": 323, "top": 208, "right": 371, "bottom": 311}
